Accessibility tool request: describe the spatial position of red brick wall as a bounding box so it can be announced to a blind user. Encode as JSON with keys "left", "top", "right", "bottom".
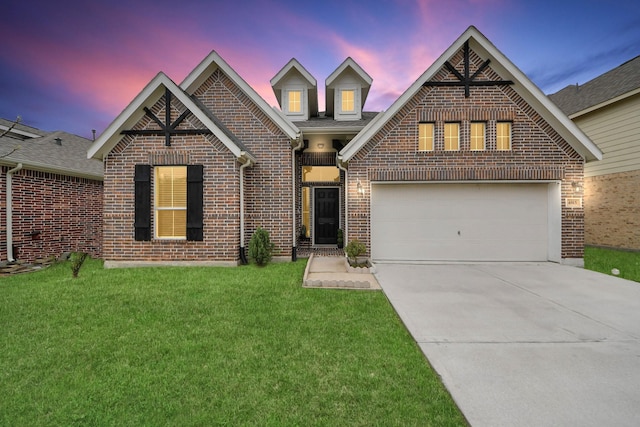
{"left": 346, "top": 46, "right": 585, "bottom": 259}
{"left": 102, "top": 69, "right": 293, "bottom": 263}
{"left": 584, "top": 170, "right": 640, "bottom": 250}
{"left": 193, "top": 70, "right": 293, "bottom": 257}
{"left": 0, "top": 167, "right": 103, "bottom": 262}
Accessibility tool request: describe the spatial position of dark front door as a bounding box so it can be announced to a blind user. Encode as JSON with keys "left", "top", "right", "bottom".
{"left": 314, "top": 188, "right": 339, "bottom": 245}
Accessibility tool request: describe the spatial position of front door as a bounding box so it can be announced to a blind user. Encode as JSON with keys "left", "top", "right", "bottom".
{"left": 314, "top": 188, "right": 339, "bottom": 245}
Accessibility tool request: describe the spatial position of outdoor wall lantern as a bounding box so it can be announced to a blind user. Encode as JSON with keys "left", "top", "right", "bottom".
{"left": 571, "top": 181, "right": 583, "bottom": 193}
{"left": 357, "top": 179, "right": 365, "bottom": 195}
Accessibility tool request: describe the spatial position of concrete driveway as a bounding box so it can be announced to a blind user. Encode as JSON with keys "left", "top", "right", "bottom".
{"left": 375, "top": 262, "right": 640, "bottom": 427}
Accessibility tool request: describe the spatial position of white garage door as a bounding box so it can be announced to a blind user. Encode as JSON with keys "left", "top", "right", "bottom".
{"left": 371, "top": 183, "right": 550, "bottom": 262}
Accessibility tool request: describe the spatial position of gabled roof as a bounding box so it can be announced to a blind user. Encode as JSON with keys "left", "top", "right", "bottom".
{"left": 340, "top": 26, "right": 602, "bottom": 162}
{"left": 1, "top": 129, "right": 103, "bottom": 180}
{"left": 270, "top": 58, "right": 318, "bottom": 117}
{"left": 0, "top": 118, "right": 48, "bottom": 139}
{"left": 180, "top": 51, "right": 300, "bottom": 141}
{"left": 325, "top": 57, "right": 373, "bottom": 116}
{"left": 88, "top": 72, "right": 255, "bottom": 163}
{"left": 549, "top": 55, "right": 640, "bottom": 117}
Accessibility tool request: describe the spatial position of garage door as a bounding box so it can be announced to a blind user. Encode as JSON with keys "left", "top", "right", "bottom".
{"left": 371, "top": 183, "right": 550, "bottom": 262}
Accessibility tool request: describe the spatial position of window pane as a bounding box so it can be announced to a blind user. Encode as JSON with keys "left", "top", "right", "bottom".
{"left": 497, "top": 122, "right": 512, "bottom": 150}
{"left": 156, "top": 210, "right": 186, "bottom": 239}
{"left": 444, "top": 123, "right": 459, "bottom": 151}
{"left": 419, "top": 123, "right": 434, "bottom": 151}
{"left": 341, "top": 90, "right": 355, "bottom": 112}
{"left": 470, "top": 122, "right": 486, "bottom": 151}
{"left": 155, "top": 166, "right": 187, "bottom": 239}
{"left": 302, "top": 187, "right": 310, "bottom": 238}
{"left": 288, "top": 90, "right": 301, "bottom": 113}
{"left": 302, "top": 166, "right": 340, "bottom": 182}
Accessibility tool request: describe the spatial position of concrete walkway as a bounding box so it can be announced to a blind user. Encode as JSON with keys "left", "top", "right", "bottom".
{"left": 375, "top": 262, "right": 640, "bottom": 427}
{"left": 303, "top": 254, "right": 380, "bottom": 289}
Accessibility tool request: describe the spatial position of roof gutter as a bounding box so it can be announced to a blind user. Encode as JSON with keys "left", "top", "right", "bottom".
{"left": 6, "top": 163, "right": 23, "bottom": 262}
{"left": 239, "top": 152, "right": 255, "bottom": 265}
{"left": 336, "top": 155, "right": 349, "bottom": 247}
{"left": 291, "top": 133, "right": 303, "bottom": 261}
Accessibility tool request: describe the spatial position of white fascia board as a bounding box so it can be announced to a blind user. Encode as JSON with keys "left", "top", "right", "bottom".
{"left": 0, "top": 158, "right": 103, "bottom": 180}
{"left": 88, "top": 72, "right": 246, "bottom": 160}
{"left": 0, "top": 126, "right": 42, "bottom": 139}
{"left": 88, "top": 72, "right": 168, "bottom": 160}
{"left": 180, "top": 51, "right": 300, "bottom": 142}
{"left": 270, "top": 58, "right": 317, "bottom": 88}
{"left": 326, "top": 57, "right": 373, "bottom": 87}
{"left": 569, "top": 87, "right": 640, "bottom": 119}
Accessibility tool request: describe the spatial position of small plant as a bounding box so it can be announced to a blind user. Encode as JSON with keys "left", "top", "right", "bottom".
{"left": 299, "top": 224, "right": 308, "bottom": 240}
{"left": 336, "top": 229, "right": 344, "bottom": 248}
{"left": 248, "top": 227, "right": 275, "bottom": 266}
{"left": 345, "top": 239, "right": 366, "bottom": 265}
{"left": 70, "top": 252, "right": 88, "bottom": 278}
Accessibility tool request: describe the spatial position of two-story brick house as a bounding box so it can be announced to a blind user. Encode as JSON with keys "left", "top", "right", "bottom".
{"left": 89, "top": 26, "right": 601, "bottom": 267}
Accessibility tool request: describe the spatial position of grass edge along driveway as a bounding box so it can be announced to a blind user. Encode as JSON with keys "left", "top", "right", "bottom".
{"left": 0, "top": 259, "right": 467, "bottom": 426}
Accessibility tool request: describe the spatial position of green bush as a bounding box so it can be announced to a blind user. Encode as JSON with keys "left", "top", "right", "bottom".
{"left": 345, "top": 239, "right": 366, "bottom": 261}
{"left": 248, "top": 227, "right": 275, "bottom": 266}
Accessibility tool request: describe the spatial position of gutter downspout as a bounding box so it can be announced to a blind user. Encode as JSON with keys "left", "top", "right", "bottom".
{"left": 337, "top": 156, "right": 348, "bottom": 247}
{"left": 6, "top": 163, "right": 23, "bottom": 262}
{"left": 239, "top": 155, "right": 254, "bottom": 265}
{"left": 291, "top": 135, "right": 303, "bottom": 261}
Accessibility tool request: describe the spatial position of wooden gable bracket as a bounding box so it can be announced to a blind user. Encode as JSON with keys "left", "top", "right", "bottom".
{"left": 423, "top": 41, "right": 513, "bottom": 97}
{"left": 121, "top": 88, "right": 212, "bottom": 146}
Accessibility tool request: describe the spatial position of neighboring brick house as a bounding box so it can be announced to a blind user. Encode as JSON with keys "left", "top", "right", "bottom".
{"left": 550, "top": 55, "right": 640, "bottom": 251}
{"left": 90, "top": 26, "right": 601, "bottom": 267}
{"left": 0, "top": 118, "right": 103, "bottom": 262}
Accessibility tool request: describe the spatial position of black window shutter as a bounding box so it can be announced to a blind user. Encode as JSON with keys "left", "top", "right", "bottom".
{"left": 186, "top": 165, "right": 204, "bottom": 241}
{"left": 134, "top": 164, "right": 151, "bottom": 241}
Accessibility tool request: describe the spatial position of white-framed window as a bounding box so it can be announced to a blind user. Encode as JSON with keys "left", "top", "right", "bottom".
{"left": 302, "top": 166, "right": 340, "bottom": 183}
{"left": 496, "top": 122, "right": 512, "bottom": 150}
{"left": 287, "top": 89, "right": 302, "bottom": 114}
{"left": 444, "top": 123, "right": 460, "bottom": 151}
{"left": 340, "top": 89, "right": 355, "bottom": 113}
{"left": 418, "top": 123, "right": 434, "bottom": 151}
{"left": 154, "top": 166, "right": 187, "bottom": 239}
{"left": 470, "top": 122, "right": 486, "bottom": 151}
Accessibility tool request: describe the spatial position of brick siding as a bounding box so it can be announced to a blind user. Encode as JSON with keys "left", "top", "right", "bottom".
{"left": 0, "top": 167, "right": 103, "bottom": 262}
{"left": 584, "top": 170, "right": 640, "bottom": 250}
{"left": 102, "top": 69, "right": 293, "bottom": 263}
{"left": 346, "top": 46, "right": 586, "bottom": 259}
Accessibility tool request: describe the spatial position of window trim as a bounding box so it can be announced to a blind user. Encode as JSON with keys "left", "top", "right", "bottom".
{"left": 418, "top": 122, "right": 435, "bottom": 152}
{"left": 444, "top": 122, "right": 460, "bottom": 151}
{"left": 496, "top": 121, "right": 512, "bottom": 151}
{"left": 470, "top": 122, "right": 486, "bottom": 151}
{"left": 287, "top": 88, "right": 303, "bottom": 115}
{"left": 154, "top": 165, "right": 188, "bottom": 240}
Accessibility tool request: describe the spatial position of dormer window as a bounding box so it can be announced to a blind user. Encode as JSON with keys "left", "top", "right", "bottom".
{"left": 341, "top": 89, "right": 355, "bottom": 113}
{"left": 288, "top": 90, "right": 302, "bottom": 114}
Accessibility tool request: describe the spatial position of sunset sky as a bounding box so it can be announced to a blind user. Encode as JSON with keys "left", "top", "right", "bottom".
{"left": 2, "top": 0, "right": 639, "bottom": 139}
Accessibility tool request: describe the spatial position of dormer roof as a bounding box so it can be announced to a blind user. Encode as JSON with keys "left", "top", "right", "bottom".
{"left": 270, "top": 58, "right": 318, "bottom": 117}
{"left": 325, "top": 57, "right": 373, "bottom": 117}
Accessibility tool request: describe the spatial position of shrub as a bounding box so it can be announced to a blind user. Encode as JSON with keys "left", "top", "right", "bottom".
{"left": 248, "top": 227, "right": 275, "bottom": 266}
{"left": 70, "top": 252, "right": 88, "bottom": 278}
{"left": 345, "top": 239, "right": 366, "bottom": 261}
{"left": 337, "top": 229, "right": 344, "bottom": 248}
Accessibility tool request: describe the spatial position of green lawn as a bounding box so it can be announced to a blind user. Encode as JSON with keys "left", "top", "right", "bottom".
{"left": 585, "top": 246, "right": 640, "bottom": 282}
{"left": 0, "top": 259, "right": 466, "bottom": 426}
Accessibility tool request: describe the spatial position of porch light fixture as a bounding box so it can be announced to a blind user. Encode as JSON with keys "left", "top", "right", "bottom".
{"left": 357, "top": 179, "right": 365, "bottom": 195}
{"left": 571, "top": 181, "right": 583, "bottom": 193}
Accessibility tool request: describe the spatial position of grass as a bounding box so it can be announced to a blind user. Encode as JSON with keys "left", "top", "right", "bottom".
{"left": 584, "top": 246, "right": 640, "bottom": 282}
{"left": 0, "top": 259, "right": 466, "bottom": 426}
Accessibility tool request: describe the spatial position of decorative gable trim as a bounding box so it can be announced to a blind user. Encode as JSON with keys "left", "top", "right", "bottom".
{"left": 339, "top": 26, "right": 602, "bottom": 163}
{"left": 180, "top": 51, "right": 300, "bottom": 141}
{"left": 88, "top": 73, "right": 251, "bottom": 162}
